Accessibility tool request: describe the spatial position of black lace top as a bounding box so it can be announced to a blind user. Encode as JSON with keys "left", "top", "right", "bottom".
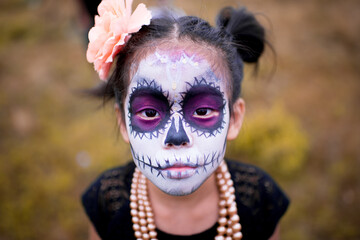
{"left": 82, "top": 160, "right": 289, "bottom": 240}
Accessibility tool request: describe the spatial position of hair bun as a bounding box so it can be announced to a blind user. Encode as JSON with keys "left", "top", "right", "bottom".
{"left": 216, "top": 7, "right": 265, "bottom": 63}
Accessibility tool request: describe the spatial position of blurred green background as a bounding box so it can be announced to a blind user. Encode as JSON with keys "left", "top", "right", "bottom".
{"left": 0, "top": 0, "right": 359, "bottom": 239}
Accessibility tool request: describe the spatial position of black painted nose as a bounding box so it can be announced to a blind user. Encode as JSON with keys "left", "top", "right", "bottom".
{"left": 164, "top": 117, "right": 190, "bottom": 146}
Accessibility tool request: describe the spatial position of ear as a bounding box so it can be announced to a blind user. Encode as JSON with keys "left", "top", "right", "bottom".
{"left": 115, "top": 103, "right": 130, "bottom": 143}
{"left": 227, "top": 98, "right": 245, "bottom": 140}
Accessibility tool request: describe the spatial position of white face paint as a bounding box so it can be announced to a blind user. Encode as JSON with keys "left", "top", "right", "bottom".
{"left": 123, "top": 50, "right": 230, "bottom": 196}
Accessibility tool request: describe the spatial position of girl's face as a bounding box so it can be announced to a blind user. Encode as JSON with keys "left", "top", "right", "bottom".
{"left": 122, "top": 49, "right": 232, "bottom": 196}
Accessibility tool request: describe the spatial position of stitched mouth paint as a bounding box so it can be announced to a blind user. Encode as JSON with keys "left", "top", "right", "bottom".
{"left": 162, "top": 164, "right": 197, "bottom": 180}
{"left": 123, "top": 50, "right": 230, "bottom": 196}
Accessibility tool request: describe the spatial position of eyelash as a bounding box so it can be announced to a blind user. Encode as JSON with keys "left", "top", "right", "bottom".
{"left": 193, "top": 108, "right": 218, "bottom": 118}
{"left": 137, "top": 109, "right": 160, "bottom": 119}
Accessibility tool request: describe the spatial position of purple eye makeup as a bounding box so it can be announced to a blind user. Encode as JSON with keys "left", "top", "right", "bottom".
{"left": 128, "top": 79, "right": 171, "bottom": 139}
{"left": 181, "top": 78, "right": 226, "bottom": 137}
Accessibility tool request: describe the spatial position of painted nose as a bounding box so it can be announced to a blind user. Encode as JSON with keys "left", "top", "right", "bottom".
{"left": 164, "top": 117, "right": 190, "bottom": 147}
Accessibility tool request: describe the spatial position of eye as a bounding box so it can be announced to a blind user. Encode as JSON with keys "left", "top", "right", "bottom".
{"left": 193, "top": 108, "right": 219, "bottom": 118}
{"left": 137, "top": 109, "right": 160, "bottom": 119}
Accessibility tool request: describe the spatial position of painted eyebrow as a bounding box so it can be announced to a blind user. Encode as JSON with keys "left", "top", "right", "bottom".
{"left": 181, "top": 83, "right": 225, "bottom": 107}
{"left": 128, "top": 78, "right": 170, "bottom": 105}
{"left": 129, "top": 88, "right": 170, "bottom": 111}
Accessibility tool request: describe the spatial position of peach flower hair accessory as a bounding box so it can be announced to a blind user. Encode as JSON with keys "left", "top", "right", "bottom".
{"left": 86, "top": 0, "right": 152, "bottom": 81}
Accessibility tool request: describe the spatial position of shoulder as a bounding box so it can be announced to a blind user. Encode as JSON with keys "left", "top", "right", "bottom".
{"left": 81, "top": 161, "right": 136, "bottom": 239}
{"left": 226, "top": 159, "right": 290, "bottom": 239}
{"left": 82, "top": 161, "right": 135, "bottom": 211}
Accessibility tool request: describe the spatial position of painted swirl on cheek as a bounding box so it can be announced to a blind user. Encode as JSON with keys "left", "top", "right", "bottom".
{"left": 129, "top": 89, "right": 170, "bottom": 133}
{"left": 182, "top": 85, "right": 225, "bottom": 132}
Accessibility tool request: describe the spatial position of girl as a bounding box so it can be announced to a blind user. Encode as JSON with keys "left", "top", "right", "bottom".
{"left": 82, "top": 0, "right": 289, "bottom": 239}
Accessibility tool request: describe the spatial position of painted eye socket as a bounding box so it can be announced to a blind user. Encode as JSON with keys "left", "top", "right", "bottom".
{"left": 129, "top": 88, "right": 170, "bottom": 133}
{"left": 182, "top": 85, "right": 225, "bottom": 132}
{"left": 137, "top": 109, "right": 160, "bottom": 119}
{"left": 193, "top": 108, "right": 219, "bottom": 118}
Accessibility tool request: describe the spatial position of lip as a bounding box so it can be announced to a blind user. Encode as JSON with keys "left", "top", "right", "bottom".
{"left": 160, "top": 164, "right": 197, "bottom": 179}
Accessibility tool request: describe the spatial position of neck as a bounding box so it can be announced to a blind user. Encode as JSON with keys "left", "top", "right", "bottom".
{"left": 147, "top": 173, "right": 219, "bottom": 235}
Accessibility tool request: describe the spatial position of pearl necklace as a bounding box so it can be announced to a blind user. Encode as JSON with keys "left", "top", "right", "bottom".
{"left": 130, "top": 161, "right": 243, "bottom": 240}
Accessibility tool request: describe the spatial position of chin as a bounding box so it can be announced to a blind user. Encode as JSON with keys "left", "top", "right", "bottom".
{"left": 149, "top": 174, "right": 207, "bottom": 196}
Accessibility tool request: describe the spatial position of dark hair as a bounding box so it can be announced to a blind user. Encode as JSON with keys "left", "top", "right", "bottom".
{"left": 91, "top": 6, "right": 265, "bottom": 118}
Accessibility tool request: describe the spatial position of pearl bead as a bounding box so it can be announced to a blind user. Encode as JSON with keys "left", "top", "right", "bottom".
{"left": 218, "top": 217, "right": 227, "bottom": 226}
{"left": 219, "top": 208, "right": 227, "bottom": 216}
{"left": 224, "top": 172, "right": 231, "bottom": 179}
{"left": 143, "top": 233, "right": 150, "bottom": 239}
{"left": 217, "top": 226, "right": 226, "bottom": 234}
{"left": 130, "top": 194, "right": 137, "bottom": 201}
{"left": 226, "top": 179, "right": 233, "bottom": 186}
{"left": 228, "top": 186, "right": 235, "bottom": 194}
{"left": 140, "top": 218, "right": 147, "bottom": 226}
{"left": 130, "top": 202, "right": 138, "bottom": 209}
{"left": 133, "top": 223, "right": 140, "bottom": 231}
{"left": 141, "top": 225, "right": 148, "bottom": 233}
{"left": 148, "top": 223, "right": 156, "bottom": 230}
{"left": 218, "top": 178, "right": 225, "bottom": 185}
{"left": 231, "top": 214, "right": 240, "bottom": 222}
{"left": 130, "top": 209, "right": 138, "bottom": 216}
{"left": 220, "top": 185, "right": 228, "bottom": 193}
{"left": 229, "top": 194, "right": 235, "bottom": 201}
{"left": 224, "top": 191, "right": 231, "bottom": 198}
{"left": 138, "top": 211, "right": 146, "bottom": 218}
{"left": 227, "top": 198, "right": 236, "bottom": 207}
{"left": 232, "top": 223, "right": 242, "bottom": 232}
{"left": 219, "top": 200, "right": 226, "bottom": 207}
{"left": 149, "top": 231, "right": 157, "bottom": 238}
{"left": 215, "top": 236, "right": 225, "bottom": 240}
{"left": 233, "top": 231, "right": 243, "bottom": 239}
{"left": 225, "top": 237, "right": 232, "bottom": 240}
{"left": 216, "top": 173, "right": 223, "bottom": 180}
{"left": 139, "top": 205, "right": 145, "bottom": 211}
{"left": 134, "top": 231, "right": 142, "bottom": 238}
{"left": 147, "top": 217, "right": 154, "bottom": 224}
{"left": 228, "top": 205, "right": 237, "bottom": 215}
{"left": 146, "top": 211, "right": 154, "bottom": 218}
{"left": 226, "top": 227, "right": 233, "bottom": 235}
{"left": 132, "top": 217, "right": 139, "bottom": 223}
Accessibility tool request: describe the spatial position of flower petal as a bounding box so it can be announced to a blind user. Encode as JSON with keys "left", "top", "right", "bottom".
{"left": 128, "top": 3, "right": 152, "bottom": 33}
{"left": 86, "top": 0, "right": 152, "bottom": 81}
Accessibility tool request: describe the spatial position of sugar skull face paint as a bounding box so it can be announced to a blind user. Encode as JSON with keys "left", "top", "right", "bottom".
{"left": 123, "top": 50, "right": 230, "bottom": 196}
